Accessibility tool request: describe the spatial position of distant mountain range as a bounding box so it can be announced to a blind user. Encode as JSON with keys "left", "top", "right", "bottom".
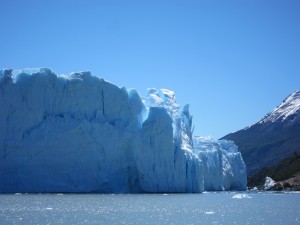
{"left": 222, "top": 90, "right": 300, "bottom": 176}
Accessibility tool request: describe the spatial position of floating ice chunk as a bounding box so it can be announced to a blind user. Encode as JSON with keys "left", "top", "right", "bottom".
{"left": 232, "top": 194, "right": 252, "bottom": 199}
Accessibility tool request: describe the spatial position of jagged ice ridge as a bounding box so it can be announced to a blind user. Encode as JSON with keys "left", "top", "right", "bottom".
{"left": 0, "top": 68, "right": 247, "bottom": 193}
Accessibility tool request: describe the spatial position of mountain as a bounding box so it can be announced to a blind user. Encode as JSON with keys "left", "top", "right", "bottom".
{"left": 222, "top": 90, "right": 300, "bottom": 176}
{"left": 0, "top": 68, "right": 246, "bottom": 193}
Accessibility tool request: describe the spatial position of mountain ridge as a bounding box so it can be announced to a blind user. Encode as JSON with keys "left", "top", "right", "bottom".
{"left": 222, "top": 90, "right": 300, "bottom": 176}
{"left": 258, "top": 90, "right": 300, "bottom": 125}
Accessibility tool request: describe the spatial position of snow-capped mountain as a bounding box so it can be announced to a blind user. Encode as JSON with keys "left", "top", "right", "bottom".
{"left": 223, "top": 90, "right": 300, "bottom": 176}
{"left": 258, "top": 90, "right": 300, "bottom": 125}
{"left": 0, "top": 68, "right": 246, "bottom": 193}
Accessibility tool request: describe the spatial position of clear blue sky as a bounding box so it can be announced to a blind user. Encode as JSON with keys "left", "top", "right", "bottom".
{"left": 1, "top": 0, "right": 300, "bottom": 138}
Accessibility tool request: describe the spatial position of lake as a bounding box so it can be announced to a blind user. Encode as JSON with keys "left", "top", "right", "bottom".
{"left": 0, "top": 192, "right": 299, "bottom": 224}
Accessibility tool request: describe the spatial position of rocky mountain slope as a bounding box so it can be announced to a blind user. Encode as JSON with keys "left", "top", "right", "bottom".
{"left": 248, "top": 153, "right": 300, "bottom": 188}
{"left": 222, "top": 90, "right": 300, "bottom": 176}
{"left": 271, "top": 172, "right": 300, "bottom": 191}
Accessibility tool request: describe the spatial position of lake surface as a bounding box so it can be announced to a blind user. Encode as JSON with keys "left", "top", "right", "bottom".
{"left": 0, "top": 192, "right": 299, "bottom": 225}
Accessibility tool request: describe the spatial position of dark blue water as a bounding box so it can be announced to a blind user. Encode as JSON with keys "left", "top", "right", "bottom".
{"left": 0, "top": 192, "right": 299, "bottom": 224}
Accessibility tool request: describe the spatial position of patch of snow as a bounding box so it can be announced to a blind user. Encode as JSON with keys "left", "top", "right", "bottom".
{"left": 259, "top": 91, "right": 300, "bottom": 124}
{"left": 242, "top": 90, "right": 300, "bottom": 131}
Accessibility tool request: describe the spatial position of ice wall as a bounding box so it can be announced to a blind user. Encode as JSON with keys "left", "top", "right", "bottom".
{"left": 193, "top": 137, "right": 247, "bottom": 191}
{"left": 0, "top": 68, "right": 246, "bottom": 193}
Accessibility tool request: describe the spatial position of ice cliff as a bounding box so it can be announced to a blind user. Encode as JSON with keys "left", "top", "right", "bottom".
{"left": 0, "top": 68, "right": 247, "bottom": 193}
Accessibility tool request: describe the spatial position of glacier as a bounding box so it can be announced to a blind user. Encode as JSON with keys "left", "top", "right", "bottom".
{"left": 0, "top": 68, "right": 247, "bottom": 193}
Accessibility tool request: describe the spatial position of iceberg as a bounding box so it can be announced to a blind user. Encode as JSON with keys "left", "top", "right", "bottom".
{"left": 264, "top": 177, "right": 276, "bottom": 190}
{"left": 0, "top": 68, "right": 247, "bottom": 193}
{"left": 232, "top": 194, "right": 252, "bottom": 199}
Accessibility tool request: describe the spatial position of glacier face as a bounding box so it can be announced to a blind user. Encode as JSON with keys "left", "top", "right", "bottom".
{"left": 0, "top": 68, "right": 246, "bottom": 193}
{"left": 193, "top": 137, "right": 247, "bottom": 191}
